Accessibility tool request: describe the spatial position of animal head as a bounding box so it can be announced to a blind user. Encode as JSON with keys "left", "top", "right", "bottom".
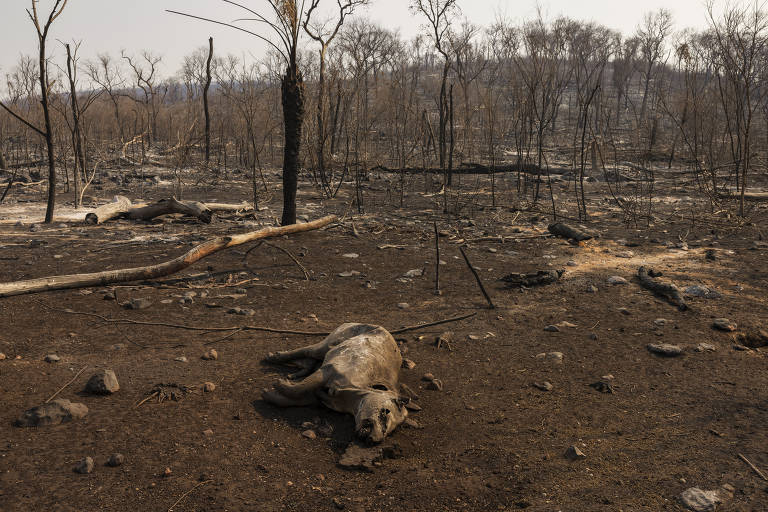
{"left": 352, "top": 388, "right": 409, "bottom": 444}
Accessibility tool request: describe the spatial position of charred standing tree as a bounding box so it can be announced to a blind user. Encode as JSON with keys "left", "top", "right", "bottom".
{"left": 281, "top": 66, "right": 305, "bottom": 226}
{"left": 203, "top": 36, "right": 213, "bottom": 165}
{"left": 0, "top": 1, "right": 69, "bottom": 223}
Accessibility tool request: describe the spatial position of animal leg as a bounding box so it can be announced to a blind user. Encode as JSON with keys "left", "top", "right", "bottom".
{"left": 274, "top": 371, "right": 324, "bottom": 398}
{"left": 261, "top": 388, "right": 318, "bottom": 407}
{"left": 264, "top": 342, "right": 328, "bottom": 363}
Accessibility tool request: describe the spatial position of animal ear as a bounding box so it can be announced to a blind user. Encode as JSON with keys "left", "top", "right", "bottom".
{"left": 395, "top": 396, "right": 410, "bottom": 409}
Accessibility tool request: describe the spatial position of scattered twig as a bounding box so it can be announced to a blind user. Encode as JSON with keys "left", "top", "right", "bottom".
{"left": 262, "top": 241, "right": 310, "bottom": 280}
{"left": 203, "top": 328, "right": 244, "bottom": 346}
{"left": 168, "top": 480, "right": 213, "bottom": 511}
{"left": 459, "top": 247, "right": 496, "bottom": 309}
{"left": 390, "top": 312, "right": 476, "bottom": 335}
{"left": 738, "top": 453, "right": 768, "bottom": 481}
{"left": 45, "top": 365, "right": 88, "bottom": 403}
{"left": 135, "top": 391, "right": 160, "bottom": 408}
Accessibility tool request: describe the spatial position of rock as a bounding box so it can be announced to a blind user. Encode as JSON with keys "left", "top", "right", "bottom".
{"left": 175, "top": 356, "right": 188, "bottom": 363}
{"left": 618, "top": 307, "right": 632, "bottom": 315}
{"left": 0, "top": 353, "right": 5, "bottom": 360}
{"left": 695, "top": 343, "right": 716, "bottom": 352}
{"left": 607, "top": 276, "right": 628, "bottom": 285}
{"left": 556, "top": 321, "right": 577, "bottom": 329}
{"left": 566, "top": 260, "right": 578, "bottom": 266}
{"left": 107, "top": 453, "right": 125, "bottom": 467}
{"left": 533, "top": 381, "right": 553, "bottom": 391}
{"left": 647, "top": 343, "right": 683, "bottom": 356}
{"left": 421, "top": 373, "right": 435, "bottom": 382}
{"left": 15, "top": 399, "right": 88, "bottom": 427}
{"left": 227, "top": 307, "right": 255, "bottom": 316}
{"left": 654, "top": 318, "right": 668, "bottom": 327}
{"left": 615, "top": 250, "right": 634, "bottom": 258}
{"left": 401, "top": 359, "right": 416, "bottom": 370}
{"left": 590, "top": 381, "right": 615, "bottom": 393}
{"left": 679, "top": 487, "right": 721, "bottom": 512}
{"left": 332, "top": 496, "right": 346, "bottom": 509}
{"left": 586, "top": 284, "right": 599, "bottom": 293}
{"left": 543, "top": 325, "right": 560, "bottom": 332}
{"left": 202, "top": 348, "right": 218, "bottom": 361}
{"left": 426, "top": 379, "right": 444, "bottom": 391}
{"left": 44, "top": 354, "right": 60, "bottom": 363}
{"left": 203, "top": 382, "right": 216, "bottom": 392}
{"left": 102, "top": 291, "right": 116, "bottom": 300}
{"left": 403, "top": 269, "right": 423, "bottom": 278}
{"left": 111, "top": 343, "right": 126, "bottom": 351}
{"left": 125, "top": 298, "right": 152, "bottom": 310}
{"left": 536, "top": 352, "right": 564, "bottom": 364}
{"left": 342, "top": 253, "right": 359, "bottom": 259}
{"left": 338, "top": 270, "right": 361, "bottom": 277}
{"left": 712, "top": 318, "right": 737, "bottom": 332}
{"left": 397, "top": 303, "right": 410, "bottom": 309}
{"left": 338, "top": 444, "right": 383, "bottom": 471}
{"left": 202, "top": 429, "right": 214, "bottom": 437}
{"left": 85, "top": 369, "right": 119, "bottom": 395}
{"left": 74, "top": 457, "right": 94, "bottom": 474}
{"left": 684, "top": 285, "right": 721, "bottom": 299}
{"left": 564, "top": 445, "right": 586, "bottom": 461}
{"left": 302, "top": 429, "right": 317, "bottom": 440}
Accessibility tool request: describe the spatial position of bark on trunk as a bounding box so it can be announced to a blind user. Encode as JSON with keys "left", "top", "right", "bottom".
{"left": 203, "top": 37, "right": 213, "bottom": 166}
{"left": 280, "top": 68, "right": 305, "bottom": 226}
{"left": 0, "top": 215, "right": 337, "bottom": 298}
{"left": 40, "top": 35, "right": 56, "bottom": 223}
{"left": 85, "top": 197, "right": 253, "bottom": 224}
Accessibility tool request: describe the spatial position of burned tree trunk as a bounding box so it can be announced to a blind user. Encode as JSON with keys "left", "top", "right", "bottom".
{"left": 203, "top": 37, "right": 213, "bottom": 166}
{"left": 84, "top": 196, "right": 133, "bottom": 224}
{"left": 281, "top": 67, "right": 305, "bottom": 226}
{"left": 127, "top": 197, "right": 212, "bottom": 223}
{"left": 637, "top": 266, "right": 687, "bottom": 311}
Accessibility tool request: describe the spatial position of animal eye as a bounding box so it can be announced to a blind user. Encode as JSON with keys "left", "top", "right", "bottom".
{"left": 384, "top": 408, "right": 390, "bottom": 415}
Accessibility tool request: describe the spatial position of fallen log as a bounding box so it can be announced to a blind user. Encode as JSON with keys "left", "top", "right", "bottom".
{"left": 548, "top": 223, "right": 593, "bottom": 241}
{"left": 719, "top": 191, "right": 768, "bottom": 202}
{"left": 85, "top": 197, "right": 248, "bottom": 224}
{"left": 0, "top": 215, "right": 337, "bottom": 298}
{"left": 636, "top": 266, "right": 687, "bottom": 311}
{"left": 127, "top": 197, "right": 212, "bottom": 223}
{"left": 85, "top": 196, "right": 132, "bottom": 224}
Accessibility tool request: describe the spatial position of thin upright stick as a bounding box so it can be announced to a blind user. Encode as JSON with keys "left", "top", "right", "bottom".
{"left": 433, "top": 221, "right": 441, "bottom": 295}
{"left": 45, "top": 365, "right": 88, "bottom": 403}
{"left": 459, "top": 246, "right": 496, "bottom": 309}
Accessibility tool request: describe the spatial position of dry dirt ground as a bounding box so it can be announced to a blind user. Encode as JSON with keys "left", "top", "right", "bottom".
{"left": 0, "top": 171, "right": 767, "bottom": 511}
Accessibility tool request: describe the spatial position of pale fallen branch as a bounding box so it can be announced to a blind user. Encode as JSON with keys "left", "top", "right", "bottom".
{"left": 0, "top": 215, "right": 338, "bottom": 298}
{"left": 168, "top": 480, "right": 213, "bottom": 512}
{"left": 738, "top": 453, "right": 768, "bottom": 481}
{"left": 45, "top": 365, "right": 88, "bottom": 403}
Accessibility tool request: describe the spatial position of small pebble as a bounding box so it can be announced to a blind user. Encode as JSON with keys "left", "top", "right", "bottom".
{"left": 203, "top": 382, "right": 216, "bottom": 392}
{"left": 712, "top": 318, "right": 737, "bottom": 332}
{"left": 202, "top": 429, "right": 214, "bottom": 437}
{"left": 607, "top": 276, "right": 628, "bottom": 285}
{"left": 543, "top": 325, "right": 560, "bottom": 332}
{"left": 302, "top": 429, "right": 317, "bottom": 440}
{"left": 74, "top": 457, "right": 94, "bottom": 474}
{"left": 202, "top": 349, "right": 218, "bottom": 361}
{"left": 175, "top": 356, "right": 188, "bottom": 363}
{"left": 107, "top": 453, "right": 125, "bottom": 467}
{"left": 533, "top": 381, "right": 553, "bottom": 391}
{"left": 426, "top": 379, "right": 444, "bottom": 391}
{"left": 564, "top": 445, "right": 586, "bottom": 461}
{"left": 647, "top": 343, "right": 683, "bottom": 356}
{"left": 44, "top": 354, "right": 60, "bottom": 363}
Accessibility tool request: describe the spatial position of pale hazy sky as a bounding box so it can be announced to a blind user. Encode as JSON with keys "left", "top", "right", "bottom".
{"left": 0, "top": 0, "right": 714, "bottom": 78}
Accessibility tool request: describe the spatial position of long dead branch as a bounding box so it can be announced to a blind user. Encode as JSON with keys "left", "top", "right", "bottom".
{"left": 0, "top": 215, "right": 337, "bottom": 298}
{"left": 636, "top": 266, "right": 687, "bottom": 311}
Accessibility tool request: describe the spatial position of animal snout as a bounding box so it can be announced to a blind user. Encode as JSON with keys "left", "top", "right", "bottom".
{"left": 356, "top": 419, "right": 375, "bottom": 443}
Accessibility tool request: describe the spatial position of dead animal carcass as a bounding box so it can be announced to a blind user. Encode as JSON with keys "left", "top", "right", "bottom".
{"left": 262, "top": 323, "right": 410, "bottom": 443}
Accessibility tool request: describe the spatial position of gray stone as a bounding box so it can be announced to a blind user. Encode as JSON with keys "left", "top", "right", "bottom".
{"left": 426, "top": 379, "right": 444, "bottom": 391}
{"left": 226, "top": 307, "right": 255, "bottom": 316}
{"left": 712, "top": 318, "right": 737, "bottom": 331}
{"left": 342, "top": 253, "right": 359, "bottom": 259}
{"left": 74, "top": 457, "right": 94, "bottom": 474}
{"left": 397, "top": 303, "right": 410, "bottom": 310}
{"left": 586, "top": 284, "right": 598, "bottom": 293}
{"left": 564, "top": 445, "right": 586, "bottom": 460}
{"left": 338, "top": 270, "right": 361, "bottom": 277}
{"left": 403, "top": 269, "right": 424, "bottom": 278}
{"left": 679, "top": 487, "right": 720, "bottom": 512}
{"left": 696, "top": 343, "right": 717, "bottom": 352}
{"left": 654, "top": 318, "right": 668, "bottom": 327}
{"left": 615, "top": 250, "right": 634, "bottom": 258}
{"left": 647, "top": 343, "right": 683, "bottom": 356}
{"left": 44, "top": 354, "right": 60, "bottom": 363}
{"left": 401, "top": 359, "right": 416, "bottom": 370}
{"left": 607, "top": 276, "right": 628, "bottom": 285}
{"left": 125, "top": 298, "right": 152, "bottom": 310}
{"left": 533, "top": 381, "right": 553, "bottom": 391}
{"left": 543, "top": 324, "right": 560, "bottom": 332}
{"left": 536, "top": 352, "right": 564, "bottom": 364}
{"left": 107, "top": 453, "right": 125, "bottom": 467}
{"left": 15, "top": 399, "right": 88, "bottom": 427}
{"left": 175, "top": 356, "right": 188, "bottom": 363}
{"left": 684, "top": 286, "right": 721, "bottom": 299}
{"left": 85, "top": 369, "right": 119, "bottom": 395}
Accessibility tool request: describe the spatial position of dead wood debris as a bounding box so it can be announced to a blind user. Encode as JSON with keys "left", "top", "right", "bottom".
{"left": 136, "top": 383, "right": 193, "bottom": 407}
{"left": 636, "top": 266, "right": 688, "bottom": 311}
{"left": 548, "top": 223, "right": 593, "bottom": 242}
{"left": 500, "top": 269, "right": 564, "bottom": 288}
